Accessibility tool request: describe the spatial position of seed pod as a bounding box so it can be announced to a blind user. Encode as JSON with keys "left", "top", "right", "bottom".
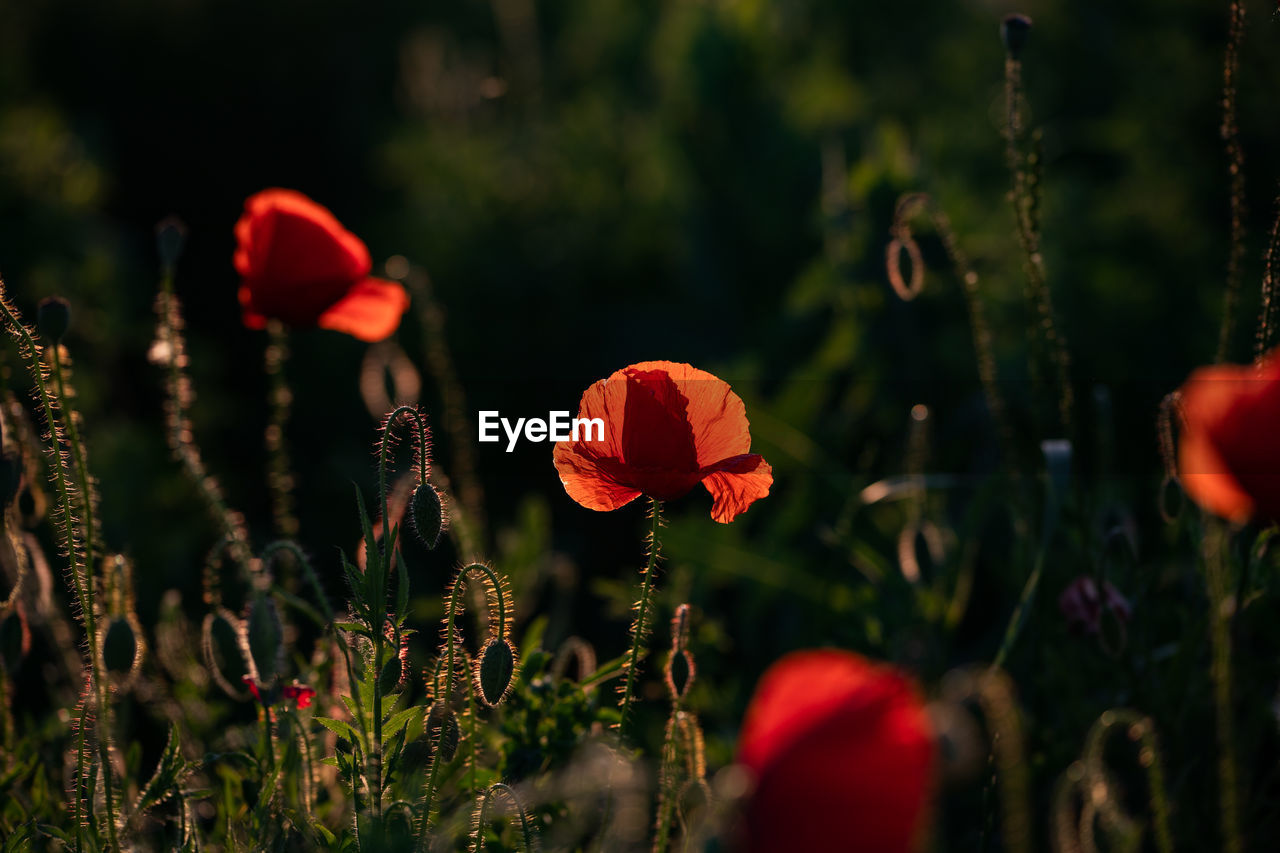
{"left": 410, "top": 483, "right": 445, "bottom": 550}
{"left": 476, "top": 637, "right": 516, "bottom": 707}
{"left": 1001, "top": 14, "right": 1032, "bottom": 59}
{"left": 102, "top": 617, "right": 138, "bottom": 676}
{"left": 244, "top": 595, "right": 283, "bottom": 685}
{"left": 426, "top": 700, "right": 459, "bottom": 762}
{"left": 37, "top": 297, "right": 71, "bottom": 343}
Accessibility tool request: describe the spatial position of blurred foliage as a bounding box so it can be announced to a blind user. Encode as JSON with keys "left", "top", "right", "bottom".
{"left": 3, "top": 0, "right": 1280, "bottom": 848}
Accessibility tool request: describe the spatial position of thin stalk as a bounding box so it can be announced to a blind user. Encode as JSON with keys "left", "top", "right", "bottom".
{"left": 47, "top": 345, "right": 122, "bottom": 849}
{"left": 155, "top": 274, "right": 252, "bottom": 571}
{"left": 1204, "top": 519, "right": 1242, "bottom": 853}
{"left": 264, "top": 323, "right": 298, "bottom": 538}
{"left": 1217, "top": 0, "right": 1247, "bottom": 364}
{"left": 620, "top": 498, "right": 663, "bottom": 742}
{"left": 1003, "top": 54, "right": 1073, "bottom": 435}
{"left": 0, "top": 287, "right": 119, "bottom": 850}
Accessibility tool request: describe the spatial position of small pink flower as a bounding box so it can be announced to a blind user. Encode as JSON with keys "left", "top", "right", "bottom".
{"left": 1059, "top": 576, "right": 1131, "bottom": 636}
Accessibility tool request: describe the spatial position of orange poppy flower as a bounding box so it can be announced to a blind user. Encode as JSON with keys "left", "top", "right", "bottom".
{"left": 735, "top": 650, "right": 935, "bottom": 853}
{"left": 1177, "top": 350, "right": 1280, "bottom": 523}
{"left": 234, "top": 188, "right": 409, "bottom": 342}
{"left": 552, "top": 361, "right": 772, "bottom": 523}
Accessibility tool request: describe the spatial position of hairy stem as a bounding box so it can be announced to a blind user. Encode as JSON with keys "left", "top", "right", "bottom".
{"left": 620, "top": 497, "right": 663, "bottom": 742}
{"left": 264, "top": 323, "right": 298, "bottom": 538}
{"left": 1204, "top": 520, "right": 1242, "bottom": 853}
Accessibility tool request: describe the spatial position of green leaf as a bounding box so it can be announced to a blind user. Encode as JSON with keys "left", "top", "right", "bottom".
{"left": 134, "top": 724, "right": 188, "bottom": 816}
{"left": 383, "top": 705, "right": 423, "bottom": 739}
{"left": 314, "top": 716, "right": 361, "bottom": 746}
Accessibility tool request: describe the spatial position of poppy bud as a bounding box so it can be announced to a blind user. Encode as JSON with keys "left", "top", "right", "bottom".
{"left": 426, "top": 700, "right": 460, "bottom": 762}
{"left": 37, "top": 297, "right": 71, "bottom": 343}
{"left": 410, "top": 483, "right": 445, "bottom": 550}
{"left": 379, "top": 652, "right": 404, "bottom": 695}
{"left": 245, "top": 595, "right": 283, "bottom": 684}
{"left": 102, "top": 617, "right": 138, "bottom": 676}
{"left": 155, "top": 216, "right": 188, "bottom": 270}
{"left": 476, "top": 637, "right": 516, "bottom": 707}
{"left": 1002, "top": 14, "right": 1032, "bottom": 59}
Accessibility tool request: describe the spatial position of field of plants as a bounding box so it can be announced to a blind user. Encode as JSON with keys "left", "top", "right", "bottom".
{"left": 3, "top": 1, "right": 1280, "bottom": 850}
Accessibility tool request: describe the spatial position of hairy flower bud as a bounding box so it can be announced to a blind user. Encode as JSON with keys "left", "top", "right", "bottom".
{"left": 37, "top": 297, "right": 71, "bottom": 343}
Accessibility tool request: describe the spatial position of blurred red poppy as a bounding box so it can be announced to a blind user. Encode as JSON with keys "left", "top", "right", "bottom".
{"left": 282, "top": 683, "right": 316, "bottom": 710}
{"left": 552, "top": 361, "right": 772, "bottom": 522}
{"left": 735, "top": 650, "right": 935, "bottom": 853}
{"left": 234, "top": 188, "right": 409, "bottom": 342}
{"left": 1177, "top": 351, "right": 1280, "bottom": 523}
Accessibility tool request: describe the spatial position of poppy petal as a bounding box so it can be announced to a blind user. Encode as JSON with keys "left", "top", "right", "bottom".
{"left": 553, "top": 440, "right": 643, "bottom": 512}
{"left": 623, "top": 361, "right": 753, "bottom": 467}
{"left": 315, "top": 278, "right": 411, "bottom": 343}
{"left": 617, "top": 367, "right": 699, "bottom": 471}
{"left": 736, "top": 650, "right": 934, "bottom": 853}
{"left": 235, "top": 188, "right": 374, "bottom": 327}
{"left": 1177, "top": 360, "right": 1280, "bottom": 522}
{"left": 701, "top": 453, "right": 772, "bottom": 523}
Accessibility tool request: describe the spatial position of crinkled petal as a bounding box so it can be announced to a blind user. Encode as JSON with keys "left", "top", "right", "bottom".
{"left": 701, "top": 453, "right": 772, "bottom": 523}
{"left": 624, "top": 361, "right": 753, "bottom": 467}
{"left": 552, "top": 441, "right": 643, "bottom": 512}
{"left": 315, "top": 278, "right": 410, "bottom": 342}
{"left": 617, "top": 367, "right": 698, "bottom": 472}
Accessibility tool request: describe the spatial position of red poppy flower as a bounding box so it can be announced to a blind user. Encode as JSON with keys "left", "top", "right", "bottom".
{"left": 735, "top": 650, "right": 935, "bottom": 853}
{"left": 1177, "top": 350, "right": 1280, "bottom": 523}
{"left": 552, "top": 361, "right": 772, "bottom": 523}
{"left": 282, "top": 683, "right": 317, "bottom": 710}
{"left": 234, "top": 188, "right": 409, "bottom": 342}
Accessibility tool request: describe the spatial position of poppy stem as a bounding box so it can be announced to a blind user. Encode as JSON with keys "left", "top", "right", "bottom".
{"left": 620, "top": 497, "right": 663, "bottom": 742}
{"left": 0, "top": 284, "right": 120, "bottom": 851}
{"left": 1203, "top": 518, "right": 1243, "bottom": 853}
{"left": 264, "top": 323, "right": 299, "bottom": 538}
{"left": 1003, "top": 49, "right": 1072, "bottom": 437}
{"left": 154, "top": 272, "right": 253, "bottom": 572}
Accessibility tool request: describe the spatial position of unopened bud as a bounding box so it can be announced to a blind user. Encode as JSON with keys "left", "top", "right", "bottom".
{"left": 1002, "top": 14, "right": 1032, "bottom": 59}
{"left": 37, "top": 297, "right": 71, "bottom": 343}
{"left": 156, "top": 216, "right": 188, "bottom": 270}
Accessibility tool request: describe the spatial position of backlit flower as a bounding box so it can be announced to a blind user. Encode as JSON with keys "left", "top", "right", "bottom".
{"left": 553, "top": 361, "right": 772, "bottom": 523}
{"left": 1176, "top": 351, "right": 1280, "bottom": 523}
{"left": 234, "top": 188, "right": 409, "bottom": 342}
{"left": 734, "top": 650, "right": 935, "bottom": 853}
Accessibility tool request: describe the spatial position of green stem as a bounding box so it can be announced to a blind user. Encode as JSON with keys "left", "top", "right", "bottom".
{"left": 47, "top": 345, "right": 122, "bottom": 850}
{"left": 264, "top": 323, "right": 298, "bottom": 538}
{"left": 1205, "top": 519, "right": 1243, "bottom": 853}
{"left": 0, "top": 289, "right": 119, "bottom": 850}
{"left": 1003, "top": 54, "right": 1072, "bottom": 436}
{"left": 156, "top": 275, "right": 252, "bottom": 571}
{"left": 620, "top": 497, "right": 663, "bottom": 742}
